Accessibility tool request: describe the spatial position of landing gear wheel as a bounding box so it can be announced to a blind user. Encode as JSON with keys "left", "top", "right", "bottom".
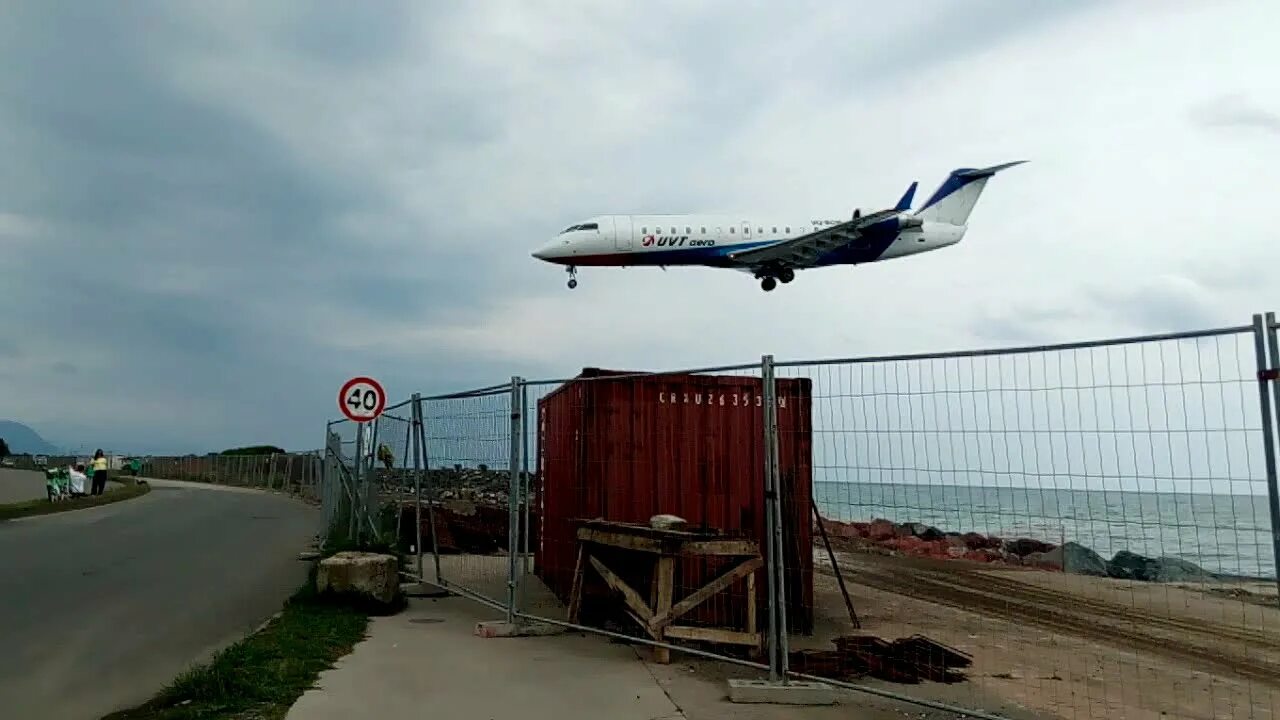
{"left": 778, "top": 268, "right": 795, "bottom": 284}
{"left": 761, "top": 277, "right": 777, "bottom": 292}
{"left": 566, "top": 265, "right": 578, "bottom": 289}
{"left": 568, "top": 278, "right": 578, "bottom": 289}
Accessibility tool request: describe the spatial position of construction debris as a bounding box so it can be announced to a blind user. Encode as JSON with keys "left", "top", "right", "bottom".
{"left": 790, "top": 634, "right": 972, "bottom": 684}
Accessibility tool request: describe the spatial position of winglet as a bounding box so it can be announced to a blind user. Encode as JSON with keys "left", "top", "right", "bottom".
{"left": 894, "top": 181, "right": 918, "bottom": 212}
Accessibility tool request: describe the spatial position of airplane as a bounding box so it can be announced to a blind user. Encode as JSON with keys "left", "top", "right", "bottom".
{"left": 531, "top": 161, "right": 1024, "bottom": 291}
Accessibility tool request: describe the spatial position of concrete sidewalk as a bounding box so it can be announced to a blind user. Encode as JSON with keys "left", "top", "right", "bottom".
{"left": 286, "top": 593, "right": 993, "bottom": 720}
{"left": 286, "top": 596, "right": 684, "bottom": 720}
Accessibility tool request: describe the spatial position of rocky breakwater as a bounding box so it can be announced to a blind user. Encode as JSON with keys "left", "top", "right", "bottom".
{"left": 819, "top": 517, "right": 1218, "bottom": 582}
{"left": 388, "top": 467, "right": 539, "bottom": 555}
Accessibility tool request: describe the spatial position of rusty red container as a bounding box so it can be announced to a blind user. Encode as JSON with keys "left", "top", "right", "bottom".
{"left": 534, "top": 368, "right": 814, "bottom": 634}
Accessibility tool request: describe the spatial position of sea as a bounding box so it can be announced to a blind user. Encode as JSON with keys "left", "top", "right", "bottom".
{"left": 813, "top": 481, "right": 1278, "bottom": 580}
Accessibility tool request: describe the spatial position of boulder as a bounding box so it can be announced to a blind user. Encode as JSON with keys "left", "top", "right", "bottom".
{"left": 1107, "top": 551, "right": 1215, "bottom": 583}
{"left": 1003, "top": 538, "right": 1055, "bottom": 557}
{"left": 1107, "top": 550, "right": 1157, "bottom": 581}
{"left": 1151, "top": 557, "right": 1216, "bottom": 583}
{"left": 866, "top": 519, "right": 902, "bottom": 542}
{"left": 962, "top": 532, "right": 1000, "bottom": 550}
{"left": 317, "top": 551, "right": 400, "bottom": 605}
{"left": 1024, "top": 542, "right": 1106, "bottom": 576}
{"left": 904, "top": 522, "right": 945, "bottom": 541}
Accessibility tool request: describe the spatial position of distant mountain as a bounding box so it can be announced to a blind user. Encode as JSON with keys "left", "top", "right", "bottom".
{"left": 0, "top": 421, "right": 60, "bottom": 455}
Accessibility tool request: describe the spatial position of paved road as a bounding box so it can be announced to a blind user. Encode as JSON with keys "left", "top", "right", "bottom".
{"left": 0, "top": 479, "right": 318, "bottom": 720}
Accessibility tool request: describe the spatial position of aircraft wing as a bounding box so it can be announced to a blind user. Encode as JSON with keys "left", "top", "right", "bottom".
{"left": 725, "top": 209, "right": 901, "bottom": 269}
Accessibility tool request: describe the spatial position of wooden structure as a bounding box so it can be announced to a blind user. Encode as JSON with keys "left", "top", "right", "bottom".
{"left": 568, "top": 520, "right": 764, "bottom": 663}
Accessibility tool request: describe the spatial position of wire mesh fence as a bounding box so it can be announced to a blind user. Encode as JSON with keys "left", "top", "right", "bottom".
{"left": 413, "top": 384, "right": 518, "bottom": 606}
{"left": 774, "top": 325, "right": 1280, "bottom": 720}
{"left": 316, "top": 313, "right": 1280, "bottom": 720}
{"left": 140, "top": 451, "right": 322, "bottom": 497}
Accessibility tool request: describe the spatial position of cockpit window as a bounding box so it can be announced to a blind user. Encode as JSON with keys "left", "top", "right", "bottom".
{"left": 558, "top": 222, "right": 599, "bottom": 234}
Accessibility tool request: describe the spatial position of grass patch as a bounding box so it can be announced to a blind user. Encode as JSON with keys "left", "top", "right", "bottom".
{"left": 0, "top": 478, "right": 151, "bottom": 522}
{"left": 103, "top": 580, "right": 371, "bottom": 720}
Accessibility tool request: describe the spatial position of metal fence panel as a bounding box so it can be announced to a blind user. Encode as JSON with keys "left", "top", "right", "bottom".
{"left": 774, "top": 328, "right": 1280, "bottom": 720}
{"left": 417, "top": 385, "right": 516, "bottom": 605}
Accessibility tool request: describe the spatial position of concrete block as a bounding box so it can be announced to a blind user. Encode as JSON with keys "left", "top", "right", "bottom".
{"left": 475, "top": 620, "right": 567, "bottom": 638}
{"left": 727, "top": 678, "right": 837, "bottom": 705}
{"left": 316, "top": 551, "right": 400, "bottom": 604}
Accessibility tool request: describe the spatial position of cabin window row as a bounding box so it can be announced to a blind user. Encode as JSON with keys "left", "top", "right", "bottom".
{"left": 638, "top": 225, "right": 794, "bottom": 235}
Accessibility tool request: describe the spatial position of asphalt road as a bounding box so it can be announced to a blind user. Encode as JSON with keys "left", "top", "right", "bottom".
{"left": 0, "top": 478, "right": 319, "bottom": 720}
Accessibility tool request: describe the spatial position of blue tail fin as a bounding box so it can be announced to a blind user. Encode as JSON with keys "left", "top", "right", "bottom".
{"left": 894, "top": 181, "right": 918, "bottom": 212}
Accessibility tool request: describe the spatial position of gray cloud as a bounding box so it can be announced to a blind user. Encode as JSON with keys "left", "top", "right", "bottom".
{"left": 1190, "top": 94, "right": 1280, "bottom": 136}
{"left": 2, "top": 1, "right": 1278, "bottom": 455}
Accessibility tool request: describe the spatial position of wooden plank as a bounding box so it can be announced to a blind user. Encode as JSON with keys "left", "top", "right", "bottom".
{"left": 576, "top": 527, "right": 664, "bottom": 553}
{"left": 587, "top": 555, "right": 654, "bottom": 625}
{"left": 567, "top": 544, "right": 586, "bottom": 623}
{"left": 651, "top": 557, "right": 763, "bottom": 631}
{"left": 680, "top": 539, "right": 761, "bottom": 557}
{"left": 653, "top": 556, "right": 674, "bottom": 664}
{"left": 665, "top": 625, "right": 763, "bottom": 647}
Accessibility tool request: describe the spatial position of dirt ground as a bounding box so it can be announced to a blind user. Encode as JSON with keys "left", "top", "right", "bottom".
{"left": 808, "top": 539, "right": 1280, "bottom": 720}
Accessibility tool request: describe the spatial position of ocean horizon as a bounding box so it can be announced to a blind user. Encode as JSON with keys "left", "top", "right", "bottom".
{"left": 812, "top": 480, "right": 1277, "bottom": 580}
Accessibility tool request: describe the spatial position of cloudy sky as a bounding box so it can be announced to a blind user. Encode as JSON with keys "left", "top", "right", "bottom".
{"left": 2, "top": 1, "right": 1278, "bottom": 455}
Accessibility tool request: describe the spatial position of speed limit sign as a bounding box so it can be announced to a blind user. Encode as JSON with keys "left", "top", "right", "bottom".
{"left": 339, "top": 376, "right": 386, "bottom": 423}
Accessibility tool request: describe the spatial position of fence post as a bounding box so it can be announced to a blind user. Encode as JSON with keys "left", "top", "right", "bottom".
{"left": 762, "top": 354, "right": 790, "bottom": 681}
{"left": 520, "top": 380, "right": 531, "bottom": 612}
{"left": 411, "top": 393, "right": 425, "bottom": 584}
{"left": 1257, "top": 313, "right": 1280, "bottom": 604}
{"left": 414, "top": 396, "right": 443, "bottom": 585}
{"left": 507, "top": 376, "right": 523, "bottom": 623}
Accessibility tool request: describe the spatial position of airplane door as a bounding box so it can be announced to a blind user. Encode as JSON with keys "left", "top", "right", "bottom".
{"left": 741, "top": 222, "right": 751, "bottom": 241}
{"left": 614, "top": 216, "right": 632, "bottom": 250}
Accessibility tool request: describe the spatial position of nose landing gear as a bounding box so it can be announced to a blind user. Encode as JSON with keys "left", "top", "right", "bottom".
{"left": 566, "top": 265, "right": 578, "bottom": 289}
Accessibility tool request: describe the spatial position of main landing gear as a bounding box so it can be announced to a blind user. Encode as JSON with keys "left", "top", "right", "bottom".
{"left": 758, "top": 267, "right": 794, "bottom": 292}
{"left": 566, "top": 265, "right": 578, "bottom": 289}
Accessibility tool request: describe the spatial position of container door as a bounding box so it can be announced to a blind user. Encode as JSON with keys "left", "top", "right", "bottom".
{"left": 614, "top": 216, "right": 632, "bottom": 250}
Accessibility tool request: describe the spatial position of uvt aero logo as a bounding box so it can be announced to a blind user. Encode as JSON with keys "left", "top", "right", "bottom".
{"left": 641, "top": 235, "right": 715, "bottom": 248}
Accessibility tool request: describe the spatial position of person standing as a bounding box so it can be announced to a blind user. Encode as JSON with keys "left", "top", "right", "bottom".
{"left": 90, "top": 449, "right": 109, "bottom": 495}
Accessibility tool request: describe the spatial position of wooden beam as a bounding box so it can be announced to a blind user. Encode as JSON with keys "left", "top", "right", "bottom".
{"left": 653, "top": 556, "right": 675, "bottom": 664}
{"left": 567, "top": 544, "right": 585, "bottom": 623}
{"left": 651, "top": 557, "right": 763, "bottom": 631}
{"left": 680, "top": 539, "right": 760, "bottom": 557}
{"left": 665, "top": 625, "right": 763, "bottom": 647}
{"left": 576, "top": 527, "right": 664, "bottom": 553}
{"left": 587, "top": 555, "right": 654, "bottom": 625}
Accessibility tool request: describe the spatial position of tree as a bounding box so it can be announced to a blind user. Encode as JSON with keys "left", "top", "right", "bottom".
{"left": 220, "top": 445, "right": 285, "bottom": 456}
{"left": 0, "top": 437, "right": 9, "bottom": 458}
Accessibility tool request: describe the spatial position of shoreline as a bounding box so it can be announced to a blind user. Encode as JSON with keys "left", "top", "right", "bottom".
{"left": 815, "top": 515, "right": 1277, "bottom": 584}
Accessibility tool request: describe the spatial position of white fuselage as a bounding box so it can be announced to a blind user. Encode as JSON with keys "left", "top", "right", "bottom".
{"left": 532, "top": 214, "right": 965, "bottom": 268}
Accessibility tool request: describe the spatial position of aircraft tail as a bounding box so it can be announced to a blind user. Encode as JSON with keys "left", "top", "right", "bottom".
{"left": 914, "top": 161, "right": 1025, "bottom": 225}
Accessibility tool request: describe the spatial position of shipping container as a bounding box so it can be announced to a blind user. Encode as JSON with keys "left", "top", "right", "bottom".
{"left": 535, "top": 368, "right": 814, "bottom": 635}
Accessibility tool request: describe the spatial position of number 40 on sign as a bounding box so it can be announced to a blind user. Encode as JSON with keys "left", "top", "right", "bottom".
{"left": 339, "top": 376, "right": 386, "bottom": 423}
